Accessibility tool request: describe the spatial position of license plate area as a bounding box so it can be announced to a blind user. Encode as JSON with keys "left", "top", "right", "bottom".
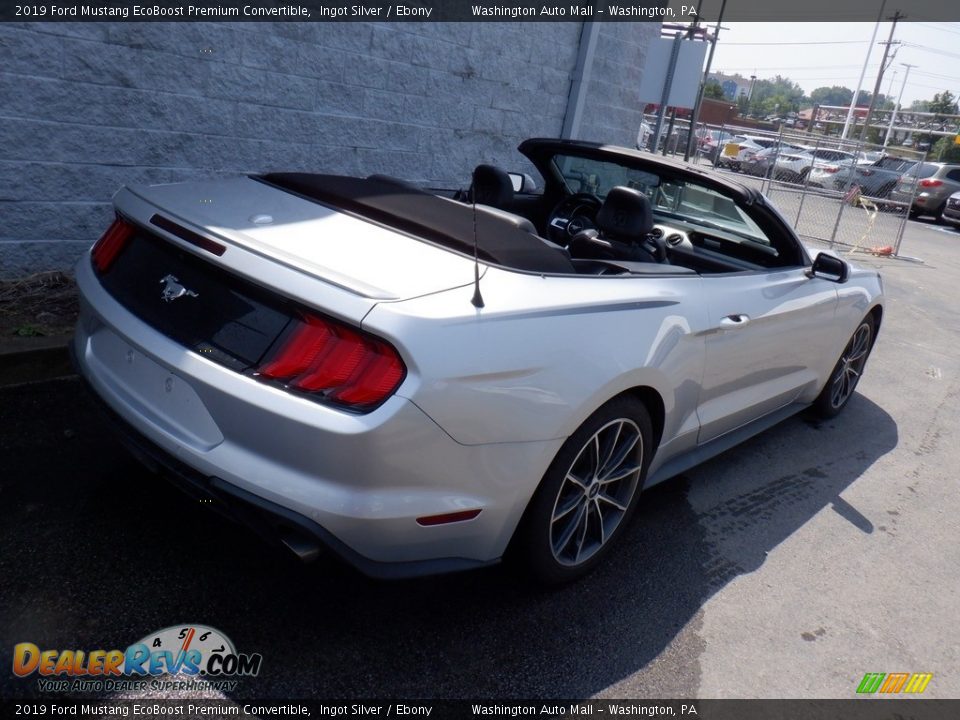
{"left": 87, "top": 328, "right": 224, "bottom": 451}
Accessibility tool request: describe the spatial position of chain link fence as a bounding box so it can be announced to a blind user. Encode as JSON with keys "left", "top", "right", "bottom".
{"left": 642, "top": 116, "right": 927, "bottom": 258}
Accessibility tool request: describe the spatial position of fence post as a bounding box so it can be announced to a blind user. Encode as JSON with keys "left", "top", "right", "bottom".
{"left": 794, "top": 134, "right": 819, "bottom": 228}
{"left": 893, "top": 150, "right": 926, "bottom": 256}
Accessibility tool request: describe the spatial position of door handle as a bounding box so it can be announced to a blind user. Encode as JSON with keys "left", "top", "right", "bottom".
{"left": 720, "top": 314, "right": 750, "bottom": 327}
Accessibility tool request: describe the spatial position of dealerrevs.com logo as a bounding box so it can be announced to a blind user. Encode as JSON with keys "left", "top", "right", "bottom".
{"left": 12, "top": 624, "right": 262, "bottom": 693}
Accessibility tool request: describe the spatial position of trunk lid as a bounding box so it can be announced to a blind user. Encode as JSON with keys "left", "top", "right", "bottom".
{"left": 99, "top": 176, "right": 479, "bottom": 377}
{"left": 122, "top": 176, "right": 478, "bottom": 302}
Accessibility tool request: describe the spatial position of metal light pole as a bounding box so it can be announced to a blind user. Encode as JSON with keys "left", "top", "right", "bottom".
{"left": 884, "top": 63, "right": 915, "bottom": 148}
{"left": 682, "top": 0, "right": 727, "bottom": 161}
{"left": 842, "top": 0, "right": 887, "bottom": 139}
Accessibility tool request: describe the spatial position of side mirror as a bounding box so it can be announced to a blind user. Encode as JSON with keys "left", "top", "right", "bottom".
{"left": 807, "top": 252, "right": 849, "bottom": 283}
{"left": 508, "top": 172, "right": 537, "bottom": 193}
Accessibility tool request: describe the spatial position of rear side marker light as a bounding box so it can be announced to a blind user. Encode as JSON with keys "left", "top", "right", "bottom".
{"left": 257, "top": 313, "right": 406, "bottom": 410}
{"left": 91, "top": 218, "right": 135, "bottom": 273}
{"left": 416, "top": 509, "right": 482, "bottom": 527}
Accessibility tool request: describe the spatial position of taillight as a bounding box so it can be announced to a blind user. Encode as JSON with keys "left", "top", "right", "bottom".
{"left": 91, "top": 218, "right": 135, "bottom": 273}
{"left": 256, "top": 313, "right": 405, "bottom": 410}
{"left": 919, "top": 179, "right": 943, "bottom": 188}
{"left": 824, "top": 166, "right": 840, "bottom": 174}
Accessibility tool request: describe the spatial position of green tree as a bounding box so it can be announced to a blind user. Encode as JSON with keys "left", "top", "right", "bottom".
{"left": 931, "top": 136, "right": 960, "bottom": 162}
{"left": 929, "top": 91, "right": 959, "bottom": 117}
{"left": 810, "top": 85, "right": 854, "bottom": 107}
{"left": 748, "top": 75, "right": 806, "bottom": 117}
{"left": 704, "top": 81, "right": 726, "bottom": 100}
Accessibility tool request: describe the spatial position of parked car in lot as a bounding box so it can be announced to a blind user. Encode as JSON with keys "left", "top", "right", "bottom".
{"left": 741, "top": 144, "right": 811, "bottom": 180}
{"left": 73, "top": 139, "right": 884, "bottom": 584}
{"left": 889, "top": 162, "right": 960, "bottom": 221}
{"left": 833, "top": 155, "right": 921, "bottom": 199}
{"left": 697, "top": 129, "right": 738, "bottom": 163}
{"left": 713, "top": 135, "right": 779, "bottom": 171}
{"left": 807, "top": 158, "right": 857, "bottom": 188}
{"left": 941, "top": 191, "right": 960, "bottom": 229}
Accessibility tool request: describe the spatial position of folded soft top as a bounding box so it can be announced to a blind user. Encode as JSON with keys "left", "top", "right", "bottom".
{"left": 256, "top": 173, "right": 575, "bottom": 274}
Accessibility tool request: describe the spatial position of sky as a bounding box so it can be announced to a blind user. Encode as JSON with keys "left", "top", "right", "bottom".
{"left": 706, "top": 22, "right": 960, "bottom": 107}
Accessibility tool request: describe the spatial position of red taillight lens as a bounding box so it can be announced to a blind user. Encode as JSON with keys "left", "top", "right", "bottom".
{"left": 824, "top": 166, "right": 840, "bottom": 174}
{"left": 91, "top": 218, "right": 135, "bottom": 273}
{"left": 257, "top": 313, "right": 405, "bottom": 410}
{"left": 258, "top": 316, "right": 333, "bottom": 379}
{"left": 330, "top": 342, "right": 405, "bottom": 405}
{"left": 919, "top": 179, "right": 943, "bottom": 188}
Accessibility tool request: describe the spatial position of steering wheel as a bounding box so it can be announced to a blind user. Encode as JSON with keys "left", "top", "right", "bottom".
{"left": 547, "top": 192, "right": 602, "bottom": 245}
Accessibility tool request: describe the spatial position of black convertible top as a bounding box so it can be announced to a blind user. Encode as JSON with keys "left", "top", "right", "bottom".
{"left": 256, "top": 173, "right": 575, "bottom": 274}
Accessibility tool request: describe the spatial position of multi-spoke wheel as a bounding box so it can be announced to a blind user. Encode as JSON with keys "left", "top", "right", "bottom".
{"left": 814, "top": 316, "right": 875, "bottom": 418}
{"left": 513, "top": 397, "right": 652, "bottom": 584}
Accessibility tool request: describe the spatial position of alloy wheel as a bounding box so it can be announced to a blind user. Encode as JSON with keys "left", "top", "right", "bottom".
{"left": 549, "top": 418, "right": 643, "bottom": 566}
{"left": 830, "top": 323, "right": 872, "bottom": 409}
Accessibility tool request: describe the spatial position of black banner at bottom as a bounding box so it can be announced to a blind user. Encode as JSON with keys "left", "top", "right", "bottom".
{"left": 2, "top": 699, "right": 958, "bottom": 720}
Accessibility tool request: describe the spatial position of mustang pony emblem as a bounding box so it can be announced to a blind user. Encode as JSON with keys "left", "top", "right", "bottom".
{"left": 159, "top": 275, "right": 199, "bottom": 303}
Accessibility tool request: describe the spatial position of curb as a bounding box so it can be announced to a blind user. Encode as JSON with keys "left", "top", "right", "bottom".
{"left": 0, "top": 336, "right": 75, "bottom": 388}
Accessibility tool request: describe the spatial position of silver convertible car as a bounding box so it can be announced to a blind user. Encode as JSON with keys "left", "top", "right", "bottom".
{"left": 73, "top": 139, "right": 883, "bottom": 584}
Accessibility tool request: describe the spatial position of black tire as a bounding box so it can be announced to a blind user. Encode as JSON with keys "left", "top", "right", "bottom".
{"left": 813, "top": 315, "right": 876, "bottom": 418}
{"left": 512, "top": 396, "right": 653, "bottom": 585}
{"left": 933, "top": 203, "right": 946, "bottom": 224}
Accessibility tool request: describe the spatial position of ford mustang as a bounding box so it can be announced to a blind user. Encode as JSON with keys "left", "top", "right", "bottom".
{"left": 73, "top": 138, "right": 883, "bottom": 584}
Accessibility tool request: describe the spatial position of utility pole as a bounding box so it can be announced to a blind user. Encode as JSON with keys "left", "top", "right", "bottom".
{"left": 859, "top": 10, "right": 905, "bottom": 145}
{"left": 884, "top": 63, "right": 915, "bottom": 147}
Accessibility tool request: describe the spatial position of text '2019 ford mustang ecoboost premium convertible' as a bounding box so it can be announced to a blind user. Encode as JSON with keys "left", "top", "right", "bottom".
{"left": 74, "top": 139, "right": 883, "bottom": 584}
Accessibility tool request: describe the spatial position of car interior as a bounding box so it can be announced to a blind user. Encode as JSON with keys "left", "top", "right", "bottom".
{"left": 453, "top": 158, "right": 806, "bottom": 277}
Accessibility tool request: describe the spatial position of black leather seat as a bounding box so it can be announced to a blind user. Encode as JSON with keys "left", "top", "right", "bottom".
{"left": 568, "top": 186, "right": 666, "bottom": 263}
{"left": 469, "top": 164, "right": 515, "bottom": 209}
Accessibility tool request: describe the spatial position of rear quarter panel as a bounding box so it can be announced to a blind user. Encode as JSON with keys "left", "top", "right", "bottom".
{"left": 362, "top": 266, "right": 709, "bottom": 453}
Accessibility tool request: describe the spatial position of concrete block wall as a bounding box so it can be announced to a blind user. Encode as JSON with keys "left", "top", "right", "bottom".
{"left": 0, "top": 21, "right": 655, "bottom": 277}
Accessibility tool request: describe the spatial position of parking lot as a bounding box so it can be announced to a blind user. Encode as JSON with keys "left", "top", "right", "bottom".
{"left": 1, "top": 218, "right": 958, "bottom": 701}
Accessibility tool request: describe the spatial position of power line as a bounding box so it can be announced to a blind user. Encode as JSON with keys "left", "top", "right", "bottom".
{"left": 899, "top": 42, "right": 960, "bottom": 61}
{"left": 912, "top": 69, "right": 959, "bottom": 81}
{"left": 721, "top": 40, "right": 871, "bottom": 46}
{"left": 913, "top": 22, "right": 960, "bottom": 37}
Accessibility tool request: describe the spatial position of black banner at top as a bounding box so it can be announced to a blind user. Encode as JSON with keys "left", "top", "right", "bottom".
{"left": 2, "top": 0, "right": 960, "bottom": 22}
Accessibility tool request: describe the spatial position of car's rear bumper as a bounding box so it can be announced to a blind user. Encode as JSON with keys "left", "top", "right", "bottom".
{"left": 73, "top": 368, "right": 496, "bottom": 579}
{"left": 73, "top": 257, "right": 561, "bottom": 577}
{"left": 890, "top": 189, "right": 950, "bottom": 212}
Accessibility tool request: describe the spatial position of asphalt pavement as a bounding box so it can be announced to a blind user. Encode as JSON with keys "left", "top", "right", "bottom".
{"left": 1, "top": 218, "right": 958, "bottom": 701}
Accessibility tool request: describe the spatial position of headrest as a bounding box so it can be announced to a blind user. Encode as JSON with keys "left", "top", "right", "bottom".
{"left": 470, "top": 164, "right": 514, "bottom": 208}
{"left": 596, "top": 186, "right": 654, "bottom": 242}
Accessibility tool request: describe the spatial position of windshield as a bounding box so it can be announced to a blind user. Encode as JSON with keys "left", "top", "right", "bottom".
{"left": 550, "top": 153, "right": 770, "bottom": 243}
